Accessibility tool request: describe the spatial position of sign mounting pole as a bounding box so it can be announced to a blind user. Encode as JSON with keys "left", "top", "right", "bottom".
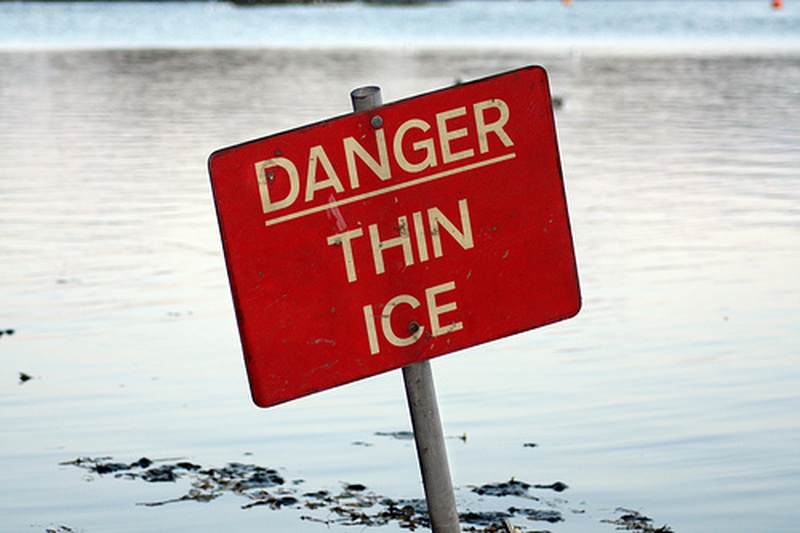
{"left": 401, "top": 360, "right": 461, "bottom": 533}
{"left": 351, "top": 86, "right": 461, "bottom": 533}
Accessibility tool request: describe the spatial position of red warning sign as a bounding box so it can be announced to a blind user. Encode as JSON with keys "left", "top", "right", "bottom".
{"left": 209, "top": 66, "right": 580, "bottom": 407}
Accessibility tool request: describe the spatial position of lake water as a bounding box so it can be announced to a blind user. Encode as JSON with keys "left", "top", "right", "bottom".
{"left": 1, "top": 2, "right": 799, "bottom": 532}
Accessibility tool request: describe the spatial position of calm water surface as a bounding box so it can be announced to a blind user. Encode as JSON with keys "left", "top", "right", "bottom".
{"left": 1, "top": 3, "right": 800, "bottom": 533}
{"left": 2, "top": 0, "right": 800, "bottom": 51}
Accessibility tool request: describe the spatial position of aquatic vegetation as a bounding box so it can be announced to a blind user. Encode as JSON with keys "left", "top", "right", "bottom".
{"left": 471, "top": 479, "right": 568, "bottom": 498}
{"left": 45, "top": 526, "right": 80, "bottom": 533}
{"left": 62, "top": 457, "right": 582, "bottom": 531}
{"left": 602, "top": 508, "right": 674, "bottom": 532}
{"left": 63, "top": 457, "right": 671, "bottom": 531}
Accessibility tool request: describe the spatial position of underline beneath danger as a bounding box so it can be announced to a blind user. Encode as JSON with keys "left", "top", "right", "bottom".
{"left": 263, "top": 152, "right": 517, "bottom": 227}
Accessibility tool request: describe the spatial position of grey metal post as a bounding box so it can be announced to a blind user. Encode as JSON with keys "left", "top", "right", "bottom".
{"left": 350, "top": 85, "right": 383, "bottom": 112}
{"left": 402, "top": 360, "right": 461, "bottom": 533}
{"left": 350, "top": 86, "right": 461, "bottom": 533}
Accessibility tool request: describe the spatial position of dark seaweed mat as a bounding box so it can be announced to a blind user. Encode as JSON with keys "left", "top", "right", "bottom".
{"left": 63, "top": 457, "right": 668, "bottom": 532}
{"left": 471, "top": 479, "right": 568, "bottom": 497}
{"left": 601, "top": 508, "right": 674, "bottom": 532}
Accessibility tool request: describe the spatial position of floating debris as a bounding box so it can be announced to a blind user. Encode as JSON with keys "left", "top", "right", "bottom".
{"left": 602, "top": 508, "right": 674, "bottom": 532}
{"left": 473, "top": 479, "right": 538, "bottom": 498}
{"left": 166, "top": 310, "right": 193, "bottom": 318}
{"left": 533, "top": 481, "right": 568, "bottom": 492}
{"left": 374, "top": 430, "right": 414, "bottom": 440}
{"left": 19, "top": 372, "right": 33, "bottom": 384}
{"left": 461, "top": 511, "right": 514, "bottom": 527}
{"left": 460, "top": 506, "right": 562, "bottom": 529}
{"left": 365, "top": 431, "right": 465, "bottom": 445}
{"left": 300, "top": 491, "right": 431, "bottom": 529}
{"left": 242, "top": 493, "right": 299, "bottom": 510}
{"left": 63, "top": 457, "right": 200, "bottom": 480}
{"left": 513, "top": 506, "right": 563, "bottom": 523}
{"left": 473, "top": 478, "right": 567, "bottom": 495}
{"left": 45, "top": 525, "right": 79, "bottom": 533}
{"left": 62, "top": 457, "right": 668, "bottom": 532}
{"left": 450, "top": 432, "right": 468, "bottom": 442}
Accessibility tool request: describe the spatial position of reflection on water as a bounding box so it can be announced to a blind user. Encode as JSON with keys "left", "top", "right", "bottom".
{"left": 1, "top": 48, "right": 799, "bottom": 532}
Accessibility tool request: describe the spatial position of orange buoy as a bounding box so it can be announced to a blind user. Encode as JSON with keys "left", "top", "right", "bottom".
{"left": 772, "top": 0, "right": 783, "bottom": 9}
{"left": 562, "top": 0, "right": 572, "bottom": 5}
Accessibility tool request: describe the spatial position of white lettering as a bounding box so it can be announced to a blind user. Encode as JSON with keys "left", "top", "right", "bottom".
{"left": 327, "top": 228, "right": 364, "bottom": 283}
{"left": 412, "top": 211, "right": 429, "bottom": 263}
{"left": 393, "top": 118, "right": 437, "bottom": 173}
{"left": 363, "top": 304, "right": 381, "bottom": 355}
{"left": 306, "top": 145, "right": 344, "bottom": 202}
{"left": 382, "top": 294, "right": 425, "bottom": 348}
{"left": 425, "top": 281, "right": 463, "bottom": 336}
{"left": 436, "top": 106, "right": 474, "bottom": 164}
{"left": 327, "top": 199, "right": 474, "bottom": 283}
{"left": 255, "top": 157, "right": 300, "bottom": 213}
{"left": 344, "top": 129, "right": 391, "bottom": 188}
{"left": 369, "top": 216, "right": 414, "bottom": 276}
{"left": 474, "top": 99, "right": 514, "bottom": 154}
{"left": 428, "top": 198, "right": 474, "bottom": 258}
{"left": 361, "top": 280, "right": 463, "bottom": 354}
{"left": 259, "top": 99, "right": 516, "bottom": 221}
